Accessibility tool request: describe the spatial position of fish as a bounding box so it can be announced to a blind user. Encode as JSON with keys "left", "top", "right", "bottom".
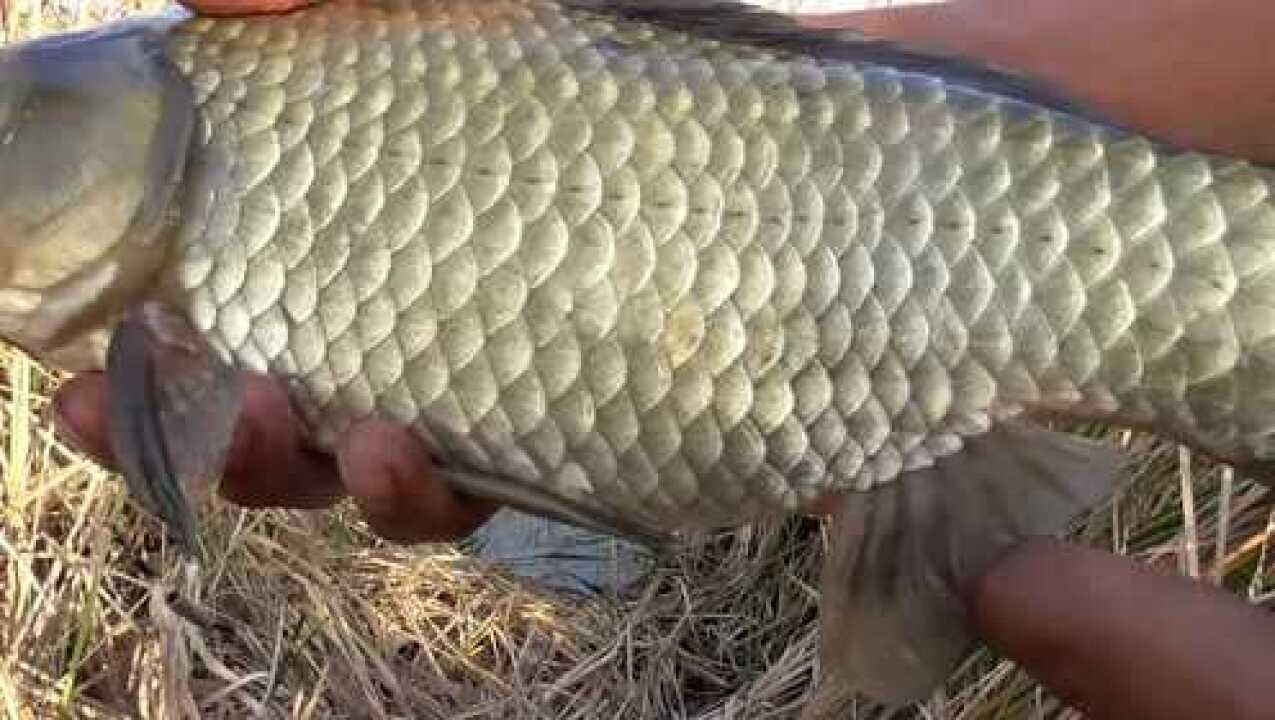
{"left": 1, "top": 0, "right": 1273, "bottom": 705}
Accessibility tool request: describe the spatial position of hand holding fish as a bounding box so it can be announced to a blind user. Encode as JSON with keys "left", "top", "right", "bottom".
{"left": 52, "top": 370, "right": 499, "bottom": 542}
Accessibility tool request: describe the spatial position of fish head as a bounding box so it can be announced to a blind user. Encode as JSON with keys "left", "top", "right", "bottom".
{"left": 0, "top": 22, "right": 193, "bottom": 370}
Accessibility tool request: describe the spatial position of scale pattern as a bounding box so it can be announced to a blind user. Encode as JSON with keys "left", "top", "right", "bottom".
{"left": 164, "top": 0, "right": 1275, "bottom": 529}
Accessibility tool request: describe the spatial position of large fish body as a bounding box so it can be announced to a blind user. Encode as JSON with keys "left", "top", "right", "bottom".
{"left": 2, "top": 0, "right": 1273, "bottom": 704}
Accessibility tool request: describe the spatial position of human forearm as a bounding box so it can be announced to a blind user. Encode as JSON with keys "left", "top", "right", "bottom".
{"left": 974, "top": 539, "right": 1275, "bottom": 720}
{"left": 804, "top": 0, "right": 1275, "bottom": 163}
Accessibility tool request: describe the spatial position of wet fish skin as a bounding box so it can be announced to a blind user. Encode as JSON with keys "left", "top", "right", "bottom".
{"left": 1, "top": 0, "right": 1274, "bottom": 704}
{"left": 164, "top": 0, "right": 1275, "bottom": 524}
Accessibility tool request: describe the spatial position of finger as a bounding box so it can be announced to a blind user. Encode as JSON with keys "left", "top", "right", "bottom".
{"left": 177, "top": 0, "right": 315, "bottom": 16}
{"left": 50, "top": 372, "right": 114, "bottom": 465}
{"left": 50, "top": 371, "right": 344, "bottom": 510}
{"left": 217, "top": 374, "right": 345, "bottom": 509}
{"left": 973, "top": 538, "right": 1275, "bottom": 720}
{"left": 338, "top": 420, "right": 499, "bottom": 544}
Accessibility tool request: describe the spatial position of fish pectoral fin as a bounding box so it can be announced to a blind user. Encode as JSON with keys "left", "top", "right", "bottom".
{"left": 816, "top": 423, "right": 1126, "bottom": 708}
{"left": 106, "top": 302, "right": 243, "bottom": 558}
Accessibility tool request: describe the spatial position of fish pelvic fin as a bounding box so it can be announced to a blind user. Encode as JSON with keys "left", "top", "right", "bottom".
{"left": 434, "top": 464, "right": 676, "bottom": 552}
{"left": 816, "top": 423, "right": 1126, "bottom": 708}
{"left": 106, "top": 303, "right": 243, "bottom": 559}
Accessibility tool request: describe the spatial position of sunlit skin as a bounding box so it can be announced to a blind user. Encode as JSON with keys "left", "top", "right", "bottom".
{"left": 51, "top": 1, "right": 1275, "bottom": 717}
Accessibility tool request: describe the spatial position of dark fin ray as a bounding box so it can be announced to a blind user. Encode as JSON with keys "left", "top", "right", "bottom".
{"left": 563, "top": 0, "right": 1120, "bottom": 128}
{"left": 434, "top": 465, "right": 675, "bottom": 551}
{"left": 106, "top": 303, "right": 243, "bottom": 557}
{"left": 438, "top": 466, "right": 668, "bottom": 596}
{"left": 819, "top": 423, "right": 1125, "bottom": 705}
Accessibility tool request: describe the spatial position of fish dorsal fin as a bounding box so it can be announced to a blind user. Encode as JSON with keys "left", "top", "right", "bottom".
{"left": 816, "top": 423, "right": 1126, "bottom": 707}
{"left": 561, "top": 0, "right": 1115, "bottom": 126}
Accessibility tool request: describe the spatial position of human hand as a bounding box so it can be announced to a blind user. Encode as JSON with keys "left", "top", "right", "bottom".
{"left": 51, "top": 371, "right": 498, "bottom": 543}
{"left": 973, "top": 538, "right": 1275, "bottom": 720}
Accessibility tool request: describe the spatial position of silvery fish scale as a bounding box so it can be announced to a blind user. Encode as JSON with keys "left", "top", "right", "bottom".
{"left": 164, "top": 0, "right": 1275, "bottom": 535}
